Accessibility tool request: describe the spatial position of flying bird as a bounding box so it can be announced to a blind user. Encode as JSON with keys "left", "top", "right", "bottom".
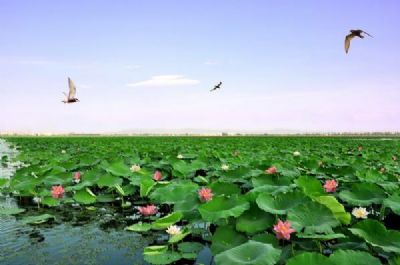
{"left": 210, "top": 82, "right": 222, "bottom": 92}
{"left": 62, "top": 77, "right": 80, "bottom": 103}
{"left": 344, "top": 29, "right": 373, "bottom": 54}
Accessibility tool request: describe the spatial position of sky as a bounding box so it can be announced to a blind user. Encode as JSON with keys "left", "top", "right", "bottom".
{"left": 1, "top": 0, "right": 400, "bottom": 133}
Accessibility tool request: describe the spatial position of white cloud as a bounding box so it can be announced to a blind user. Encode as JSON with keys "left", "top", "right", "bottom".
{"left": 127, "top": 75, "right": 200, "bottom": 87}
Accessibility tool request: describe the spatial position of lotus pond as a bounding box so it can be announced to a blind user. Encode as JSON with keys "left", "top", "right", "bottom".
{"left": 0, "top": 136, "right": 400, "bottom": 265}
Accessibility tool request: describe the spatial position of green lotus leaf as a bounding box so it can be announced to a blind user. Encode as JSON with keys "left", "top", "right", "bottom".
{"left": 256, "top": 190, "right": 309, "bottom": 215}
{"left": 295, "top": 176, "right": 325, "bottom": 198}
{"left": 287, "top": 201, "right": 340, "bottom": 234}
{"left": 356, "top": 169, "right": 387, "bottom": 183}
{"left": 0, "top": 178, "right": 8, "bottom": 187}
{"left": 150, "top": 181, "right": 198, "bottom": 204}
{"left": 22, "top": 214, "right": 55, "bottom": 224}
{"left": 210, "top": 181, "right": 241, "bottom": 196}
{"left": 172, "top": 160, "right": 205, "bottom": 177}
{"left": 177, "top": 242, "right": 204, "bottom": 254}
{"left": 297, "top": 233, "right": 346, "bottom": 240}
{"left": 152, "top": 212, "right": 183, "bottom": 230}
{"left": 125, "top": 222, "right": 152, "bottom": 232}
{"left": 103, "top": 160, "right": 131, "bottom": 176}
{"left": 73, "top": 189, "right": 96, "bottom": 204}
{"left": 251, "top": 233, "right": 279, "bottom": 247}
{"left": 42, "top": 196, "right": 60, "bottom": 206}
{"left": 140, "top": 176, "right": 156, "bottom": 197}
{"left": 287, "top": 252, "right": 333, "bottom": 265}
{"left": 0, "top": 207, "right": 25, "bottom": 215}
{"left": 97, "top": 173, "right": 122, "bottom": 188}
{"left": 339, "top": 183, "right": 386, "bottom": 206}
{"left": 12, "top": 178, "right": 41, "bottom": 191}
{"left": 251, "top": 176, "right": 293, "bottom": 195}
{"left": 211, "top": 226, "right": 247, "bottom": 254}
{"left": 144, "top": 245, "right": 168, "bottom": 255}
{"left": 168, "top": 231, "right": 190, "bottom": 244}
{"left": 314, "top": 195, "right": 351, "bottom": 225}
{"left": 236, "top": 204, "right": 274, "bottom": 234}
{"left": 143, "top": 251, "right": 181, "bottom": 265}
{"left": 329, "top": 250, "right": 382, "bottom": 265}
{"left": 384, "top": 193, "right": 400, "bottom": 215}
{"left": 198, "top": 195, "right": 250, "bottom": 222}
{"left": 349, "top": 219, "right": 400, "bottom": 253}
{"left": 214, "top": 240, "right": 281, "bottom": 265}
{"left": 173, "top": 193, "right": 201, "bottom": 220}
{"left": 96, "top": 194, "right": 116, "bottom": 202}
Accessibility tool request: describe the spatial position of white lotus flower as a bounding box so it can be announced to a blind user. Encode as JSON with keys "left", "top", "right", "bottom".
{"left": 177, "top": 154, "right": 183, "bottom": 159}
{"left": 221, "top": 164, "right": 229, "bottom": 171}
{"left": 130, "top": 164, "right": 141, "bottom": 172}
{"left": 166, "top": 225, "right": 182, "bottom": 235}
{"left": 293, "top": 151, "right": 301, "bottom": 156}
{"left": 61, "top": 150, "right": 66, "bottom": 154}
{"left": 32, "top": 197, "right": 42, "bottom": 204}
{"left": 352, "top": 207, "right": 369, "bottom": 219}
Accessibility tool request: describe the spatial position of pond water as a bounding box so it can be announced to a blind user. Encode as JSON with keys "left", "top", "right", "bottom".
{"left": 0, "top": 139, "right": 214, "bottom": 265}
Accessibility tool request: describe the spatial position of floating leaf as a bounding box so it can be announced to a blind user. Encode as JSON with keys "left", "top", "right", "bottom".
{"left": 0, "top": 207, "right": 25, "bottom": 215}
{"left": 214, "top": 241, "right": 281, "bottom": 265}
{"left": 152, "top": 212, "right": 183, "bottom": 230}
{"left": 339, "top": 183, "right": 386, "bottom": 206}
{"left": 125, "top": 222, "right": 152, "bottom": 232}
{"left": 236, "top": 204, "right": 274, "bottom": 234}
{"left": 287, "top": 252, "right": 333, "bottom": 265}
{"left": 288, "top": 201, "right": 339, "bottom": 234}
{"left": 211, "top": 226, "right": 247, "bottom": 255}
{"left": 314, "top": 196, "right": 351, "bottom": 225}
{"left": 199, "top": 195, "right": 250, "bottom": 222}
{"left": 22, "top": 214, "right": 55, "bottom": 224}
{"left": 73, "top": 189, "right": 96, "bottom": 204}
{"left": 329, "top": 250, "right": 382, "bottom": 265}
{"left": 349, "top": 219, "right": 400, "bottom": 253}
{"left": 256, "top": 191, "right": 309, "bottom": 215}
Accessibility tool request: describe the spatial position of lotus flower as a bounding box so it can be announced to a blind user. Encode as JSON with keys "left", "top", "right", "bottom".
{"left": 358, "top": 146, "right": 363, "bottom": 151}
{"left": 51, "top": 185, "right": 65, "bottom": 199}
{"left": 73, "top": 172, "right": 81, "bottom": 183}
{"left": 273, "top": 220, "right": 295, "bottom": 240}
{"left": 232, "top": 150, "right": 240, "bottom": 156}
{"left": 130, "top": 164, "right": 141, "bottom": 172}
{"left": 293, "top": 151, "right": 301, "bottom": 156}
{"left": 32, "top": 197, "right": 42, "bottom": 204}
{"left": 166, "top": 225, "right": 182, "bottom": 235}
{"left": 265, "top": 166, "right": 277, "bottom": 175}
{"left": 221, "top": 164, "right": 229, "bottom": 171}
{"left": 177, "top": 154, "right": 183, "bottom": 159}
{"left": 352, "top": 207, "right": 369, "bottom": 219}
{"left": 393, "top": 155, "right": 398, "bottom": 161}
{"left": 324, "top": 179, "right": 338, "bottom": 193}
{"left": 61, "top": 150, "right": 66, "bottom": 154}
{"left": 153, "top": 170, "right": 162, "bottom": 181}
{"left": 380, "top": 167, "right": 385, "bottom": 173}
{"left": 198, "top": 187, "right": 213, "bottom": 202}
{"left": 138, "top": 205, "right": 158, "bottom": 216}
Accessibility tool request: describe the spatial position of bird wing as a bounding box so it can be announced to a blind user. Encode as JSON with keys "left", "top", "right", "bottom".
{"left": 68, "top": 77, "right": 77, "bottom": 99}
{"left": 361, "top": 30, "right": 373, "bottom": 38}
{"left": 344, "top": 33, "right": 355, "bottom": 53}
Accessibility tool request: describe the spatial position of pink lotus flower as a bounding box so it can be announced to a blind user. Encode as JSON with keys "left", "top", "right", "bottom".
{"left": 138, "top": 205, "right": 158, "bottom": 216}
{"left": 198, "top": 187, "right": 213, "bottom": 202}
{"left": 324, "top": 179, "right": 338, "bottom": 193}
{"left": 265, "top": 166, "right": 277, "bottom": 175}
{"left": 358, "top": 146, "right": 363, "bottom": 151}
{"left": 273, "top": 220, "right": 295, "bottom": 240}
{"left": 153, "top": 170, "right": 162, "bottom": 181}
{"left": 393, "top": 156, "right": 398, "bottom": 161}
{"left": 73, "top": 172, "right": 81, "bottom": 183}
{"left": 51, "top": 185, "right": 65, "bottom": 199}
{"left": 380, "top": 167, "right": 385, "bottom": 173}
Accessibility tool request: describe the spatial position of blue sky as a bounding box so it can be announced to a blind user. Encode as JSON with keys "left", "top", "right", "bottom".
{"left": 1, "top": 0, "right": 399, "bottom": 133}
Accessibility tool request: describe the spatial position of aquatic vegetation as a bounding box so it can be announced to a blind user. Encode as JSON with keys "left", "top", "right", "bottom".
{"left": 1, "top": 136, "right": 400, "bottom": 264}
{"left": 273, "top": 219, "right": 295, "bottom": 240}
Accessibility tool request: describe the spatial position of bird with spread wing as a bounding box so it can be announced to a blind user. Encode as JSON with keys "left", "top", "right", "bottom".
{"left": 345, "top": 29, "right": 373, "bottom": 54}
{"left": 62, "top": 77, "right": 80, "bottom": 103}
{"left": 210, "top": 81, "right": 222, "bottom": 92}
